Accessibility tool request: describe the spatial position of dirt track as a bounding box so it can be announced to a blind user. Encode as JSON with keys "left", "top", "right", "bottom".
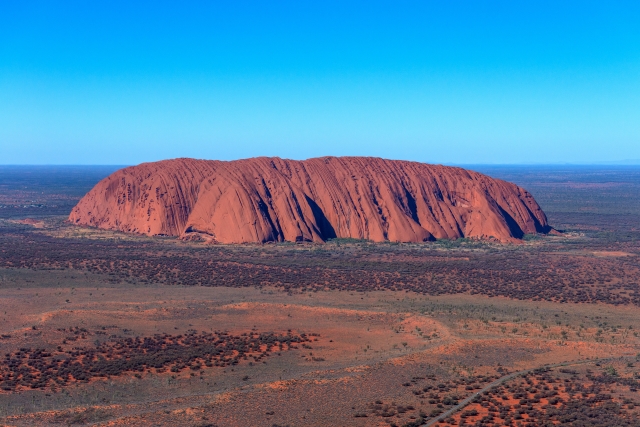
{"left": 424, "top": 356, "right": 632, "bottom": 426}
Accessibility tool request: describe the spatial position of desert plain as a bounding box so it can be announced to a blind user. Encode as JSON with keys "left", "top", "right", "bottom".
{"left": 1, "top": 164, "right": 640, "bottom": 426}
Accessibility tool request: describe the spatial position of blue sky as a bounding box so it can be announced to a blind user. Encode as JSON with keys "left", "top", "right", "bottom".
{"left": 1, "top": 1, "right": 639, "bottom": 165}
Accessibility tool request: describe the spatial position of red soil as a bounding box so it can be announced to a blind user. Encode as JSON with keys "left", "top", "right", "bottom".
{"left": 69, "top": 157, "right": 550, "bottom": 243}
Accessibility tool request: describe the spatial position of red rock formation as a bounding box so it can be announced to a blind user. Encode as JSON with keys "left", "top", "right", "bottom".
{"left": 69, "top": 157, "right": 550, "bottom": 243}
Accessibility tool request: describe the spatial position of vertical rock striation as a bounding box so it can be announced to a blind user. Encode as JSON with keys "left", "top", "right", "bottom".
{"left": 69, "top": 157, "right": 550, "bottom": 243}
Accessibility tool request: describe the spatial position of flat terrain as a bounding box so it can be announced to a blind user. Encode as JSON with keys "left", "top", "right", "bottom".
{"left": 0, "top": 165, "right": 639, "bottom": 426}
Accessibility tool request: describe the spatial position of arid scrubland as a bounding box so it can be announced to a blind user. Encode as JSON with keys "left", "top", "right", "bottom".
{"left": 0, "top": 165, "right": 639, "bottom": 426}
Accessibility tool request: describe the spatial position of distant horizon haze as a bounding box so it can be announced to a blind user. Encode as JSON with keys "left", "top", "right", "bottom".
{"left": 2, "top": 1, "right": 639, "bottom": 165}
{"left": 2, "top": 158, "right": 640, "bottom": 167}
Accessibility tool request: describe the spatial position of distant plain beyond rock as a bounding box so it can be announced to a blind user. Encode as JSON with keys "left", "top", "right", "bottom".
{"left": 69, "top": 157, "right": 550, "bottom": 243}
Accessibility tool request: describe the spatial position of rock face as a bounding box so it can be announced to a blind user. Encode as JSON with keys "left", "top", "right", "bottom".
{"left": 69, "top": 157, "right": 550, "bottom": 243}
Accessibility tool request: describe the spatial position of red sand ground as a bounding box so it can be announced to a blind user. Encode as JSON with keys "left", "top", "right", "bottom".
{"left": 1, "top": 281, "right": 638, "bottom": 426}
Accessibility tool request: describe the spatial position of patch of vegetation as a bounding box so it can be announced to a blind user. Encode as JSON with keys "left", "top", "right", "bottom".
{"left": 0, "top": 330, "right": 316, "bottom": 392}
{"left": 326, "top": 237, "right": 371, "bottom": 244}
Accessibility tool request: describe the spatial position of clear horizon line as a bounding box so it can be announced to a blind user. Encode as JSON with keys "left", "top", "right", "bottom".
{"left": 2, "top": 160, "right": 640, "bottom": 167}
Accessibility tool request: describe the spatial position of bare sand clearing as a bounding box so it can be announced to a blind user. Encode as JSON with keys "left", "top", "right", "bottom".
{"left": 592, "top": 250, "right": 636, "bottom": 257}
